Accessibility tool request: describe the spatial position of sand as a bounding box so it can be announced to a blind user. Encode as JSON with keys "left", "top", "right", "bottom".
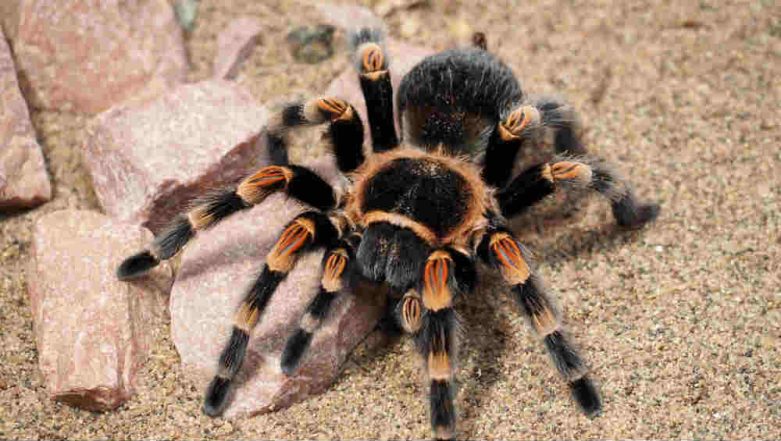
{"left": 1, "top": 0, "right": 779, "bottom": 439}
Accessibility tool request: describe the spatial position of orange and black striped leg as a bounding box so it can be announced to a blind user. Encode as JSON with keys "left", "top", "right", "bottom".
{"left": 497, "top": 158, "right": 660, "bottom": 228}
{"left": 397, "top": 248, "right": 475, "bottom": 336}
{"left": 477, "top": 229, "right": 602, "bottom": 416}
{"left": 116, "top": 164, "right": 336, "bottom": 280}
{"left": 352, "top": 28, "right": 398, "bottom": 152}
{"left": 203, "top": 211, "right": 338, "bottom": 416}
{"left": 414, "top": 249, "right": 470, "bottom": 441}
{"left": 280, "top": 237, "right": 355, "bottom": 374}
{"left": 482, "top": 104, "right": 542, "bottom": 187}
{"left": 264, "top": 97, "right": 365, "bottom": 173}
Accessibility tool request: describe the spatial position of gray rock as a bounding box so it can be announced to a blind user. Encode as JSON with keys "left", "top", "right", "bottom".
{"left": 28, "top": 210, "right": 172, "bottom": 411}
{"left": 7, "top": 0, "right": 187, "bottom": 113}
{"left": 174, "top": 0, "right": 200, "bottom": 32}
{"left": 213, "top": 17, "right": 263, "bottom": 80}
{"left": 83, "top": 80, "right": 268, "bottom": 233}
{"left": 170, "top": 158, "right": 385, "bottom": 418}
{"left": 0, "top": 27, "right": 50, "bottom": 209}
{"left": 287, "top": 25, "right": 336, "bottom": 64}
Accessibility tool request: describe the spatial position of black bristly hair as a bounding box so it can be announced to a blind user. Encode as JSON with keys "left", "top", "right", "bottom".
{"left": 115, "top": 26, "right": 659, "bottom": 441}
{"left": 398, "top": 48, "right": 522, "bottom": 156}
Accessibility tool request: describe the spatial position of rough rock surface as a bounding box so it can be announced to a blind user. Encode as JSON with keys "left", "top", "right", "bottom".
{"left": 324, "top": 40, "right": 432, "bottom": 139}
{"left": 213, "top": 17, "right": 263, "bottom": 80}
{"left": 27, "top": 210, "right": 172, "bottom": 411}
{"left": 0, "top": 28, "right": 50, "bottom": 209}
{"left": 7, "top": 0, "right": 187, "bottom": 113}
{"left": 170, "top": 159, "right": 385, "bottom": 418}
{"left": 83, "top": 80, "right": 268, "bottom": 233}
{"left": 315, "top": 3, "right": 385, "bottom": 32}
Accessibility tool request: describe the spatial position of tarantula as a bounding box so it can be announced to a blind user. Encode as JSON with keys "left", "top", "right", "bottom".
{"left": 117, "top": 28, "right": 658, "bottom": 440}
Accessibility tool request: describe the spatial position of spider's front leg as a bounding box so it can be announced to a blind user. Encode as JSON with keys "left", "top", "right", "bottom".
{"left": 401, "top": 248, "right": 476, "bottom": 441}
{"left": 279, "top": 232, "right": 361, "bottom": 374}
{"left": 477, "top": 227, "right": 602, "bottom": 416}
{"left": 202, "top": 211, "right": 339, "bottom": 416}
{"left": 482, "top": 99, "right": 659, "bottom": 228}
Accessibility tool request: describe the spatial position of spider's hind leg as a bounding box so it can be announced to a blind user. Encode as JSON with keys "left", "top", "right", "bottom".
{"left": 497, "top": 155, "right": 660, "bottom": 229}
{"left": 351, "top": 28, "right": 399, "bottom": 152}
{"left": 486, "top": 97, "right": 660, "bottom": 228}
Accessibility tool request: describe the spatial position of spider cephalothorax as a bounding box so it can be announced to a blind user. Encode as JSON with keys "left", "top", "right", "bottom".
{"left": 117, "top": 27, "right": 658, "bottom": 441}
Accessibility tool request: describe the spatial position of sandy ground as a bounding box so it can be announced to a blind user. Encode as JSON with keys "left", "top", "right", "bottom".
{"left": 1, "top": 0, "right": 779, "bottom": 439}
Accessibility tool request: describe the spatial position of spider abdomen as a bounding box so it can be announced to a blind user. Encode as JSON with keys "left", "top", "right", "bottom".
{"left": 398, "top": 48, "right": 523, "bottom": 155}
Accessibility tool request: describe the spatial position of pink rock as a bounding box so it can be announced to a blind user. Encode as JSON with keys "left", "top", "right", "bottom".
{"left": 28, "top": 210, "right": 172, "bottom": 411}
{"left": 9, "top": 0, "right": 187, "bottom": 113}
{"left": 171, "top": 159, "right": 385, "bottom": 418}
{"left": 0, "top": 27, "right": 51, "bottom": 209}
{"left": 83, "top": 80, "right": 268, "bottom": 233}
{"left": 213, "top": 17, "right": 263, "bottom": 80}
{"left": 324, "top": 40, "right": 432, "bottom": 138}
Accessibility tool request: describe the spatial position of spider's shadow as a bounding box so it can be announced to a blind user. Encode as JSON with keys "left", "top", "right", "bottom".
{"left": 508, "top": 195, "right": 650, "bottom": 265}
{"left": 455, "top": 275, "right": 511, "bottom": 439}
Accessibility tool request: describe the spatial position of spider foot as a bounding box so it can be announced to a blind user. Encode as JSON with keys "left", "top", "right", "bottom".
{"left": 570, "top": 376, "right": 602, "bottom": 417}
{"left": 359, "top": 42, "right": 387, "bottom": 76}
{"left": 499, "top": 105, "right": 541, "bottom": 141}
{"left": 613, "top": 195, "right": 661, "bottom": 229}
{"left": 203, "top": 376, "right": 232, "bottom": 417}
{"left": 315, "top": 97, "right": 354, "bottom": 122}
{"left": 116, "top": 250, "right": 159, "bottom": 280}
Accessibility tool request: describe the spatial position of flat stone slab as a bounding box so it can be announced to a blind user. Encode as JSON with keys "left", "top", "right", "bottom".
{"left": 7, "top": 0, "right": 187, "bottom": 113}
{"left": 0, "top": 27, "right": 50, "bottom": 209}
{"left": 83, "top": 80, "right": 268, "bottom": 233}
{"left": 28, "top": 210, "right": 172, "bottom": 411}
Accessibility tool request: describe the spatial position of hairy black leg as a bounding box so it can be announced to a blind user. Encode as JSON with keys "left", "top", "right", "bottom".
{"left": 412, "top": 248, "right": 477, "bottom": 441}
{"left": 280, "top": 233, "right": 358, "bottom": 374}
{"left": 264, "top": 97, "right": 365, "bottom": 173}
{"left": 396, "top": 247, "right": 475, "bottom": 336}
{"left": 352, "top": 28, "right": 398, "bottom": 152}
{"left": 116, "top": 164, "right": 336, "bottom": 280}
{"left": 497, "top": 157, "right": 660, "bottom": 228}
{"left": 482, "top": 104, "right": 542, "bottom": 188}
{"left": 477, "top": 228, "right": 602, "bottom": 416}
{"left": 203, "top": 211, "right": 338, "bottom": 416}
{"left": 532, "top": 96, "right": 587, "bottom": 156}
